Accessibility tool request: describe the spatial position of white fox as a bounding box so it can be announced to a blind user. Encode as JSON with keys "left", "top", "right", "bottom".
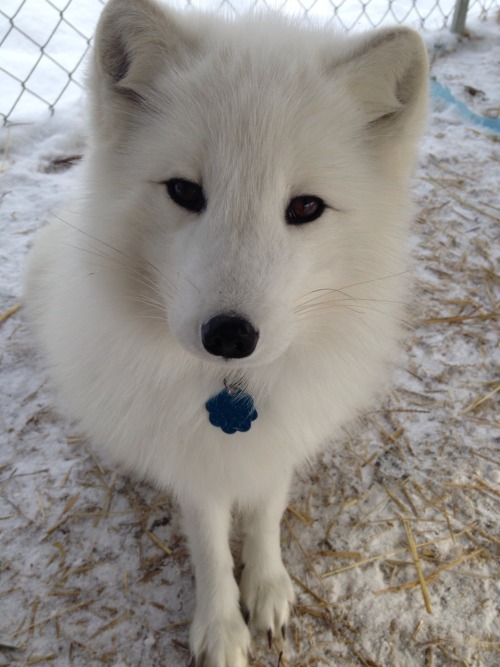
{"left": 24, "top": 1, "right": 428, "bottom": 665}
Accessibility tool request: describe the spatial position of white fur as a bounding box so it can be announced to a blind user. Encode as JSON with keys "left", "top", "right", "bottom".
{"left": 24, "top": 1, "right": 428, "bottom": 665}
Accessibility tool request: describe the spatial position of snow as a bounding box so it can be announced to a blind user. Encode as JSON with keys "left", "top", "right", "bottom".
{"left": 1, "top": 4, "right": 499, "bottom": 667}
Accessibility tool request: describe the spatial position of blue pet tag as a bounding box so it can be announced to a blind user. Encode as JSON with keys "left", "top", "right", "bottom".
{"left": 205, "top": 387, "right": 258, "bottom": 434}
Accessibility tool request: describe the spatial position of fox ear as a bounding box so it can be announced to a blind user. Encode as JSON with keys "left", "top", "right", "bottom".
{"left": 92, "top": 0, "right": 195, "bottom": 104}
{"left": 339, "top": 27, "right": 428, "bottom": 134}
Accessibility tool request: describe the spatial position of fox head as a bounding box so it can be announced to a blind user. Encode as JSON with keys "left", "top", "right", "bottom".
{"left": 84, "top": 0, "right": 428, "bottom": 369}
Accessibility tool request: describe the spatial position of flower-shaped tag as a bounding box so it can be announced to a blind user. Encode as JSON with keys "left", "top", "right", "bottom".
{"left": 205, "top": 387, "right": 258, "bottom": 434}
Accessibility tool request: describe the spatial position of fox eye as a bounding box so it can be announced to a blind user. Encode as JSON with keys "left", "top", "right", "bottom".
{"left": 166, "top": 178, "right": 206, "bottom": 213}
{"left": 286, "top": 195, "right": 325, "bottom": 224}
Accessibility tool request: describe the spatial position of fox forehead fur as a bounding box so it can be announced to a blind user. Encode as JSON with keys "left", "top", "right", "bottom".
{"left": 26, "top": 3, "right": 428, "bottom": 510}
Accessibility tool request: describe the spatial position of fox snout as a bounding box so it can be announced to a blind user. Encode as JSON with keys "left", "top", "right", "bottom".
{"left": 201, "top": 314, "right": 260, "bottom": 359}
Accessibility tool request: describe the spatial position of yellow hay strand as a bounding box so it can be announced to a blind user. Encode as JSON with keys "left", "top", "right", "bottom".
{"left": 323, "top": 524, "right": 475, "bottom": 578}
{"left": 290, "top": 574, "right": 332, "bottom": 609}
{"left": 283, "top": 515, "right": 326, "bottom": 595}
{"left": 375, "top": 549, "right": 484, "bottom": 596}
{"left": 60, "top": 493, "right": 80, "bottom": 517}
{"left": 383, "top": 483, "right": 410, "bottom": 514}
{"left": 421, "top": 312, "right": 499, "bottom": 325}
{"left": 145, "top": 529, "right": 172, "bottom": 556}
{"left": 403, "top": 520, "right": 432, "bottom": 613}
{"left": 9, "top": 600, "right": 94, "bottom": 639}
{"left": 26, "top": 655, "right": 58, "bottom": 664}
{"left": 463, "top": 384, "right": 500, "bottom": 414}
{"left": 0, "top": 303, "right": 21, "bottom": 324}
{"left": 90, "top": 611, "right": 134, "bottom": 638}
{"left": 410, "top": 620, "right": 425, "bottom": 644}
{"left": 312, "top": 550, "right": 363, "bottom": 560}
{"left": 286, "top": 504, "right": 314, "bottom": 525}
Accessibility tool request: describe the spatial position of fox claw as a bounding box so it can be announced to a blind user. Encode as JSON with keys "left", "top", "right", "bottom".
{"left": 240, "top": 601, "right": 250, "bottom": 625}
{"left": 188, "top": 652, "right": 207, "bottom": 667}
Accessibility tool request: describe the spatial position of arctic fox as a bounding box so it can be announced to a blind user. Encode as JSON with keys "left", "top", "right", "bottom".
{"left": 24, "top": 0, "right": 428, "bottom": 664}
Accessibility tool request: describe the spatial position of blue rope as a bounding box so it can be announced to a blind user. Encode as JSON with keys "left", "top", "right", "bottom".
{"left": 430, "top": 79, "right": 500, "bottom": 134}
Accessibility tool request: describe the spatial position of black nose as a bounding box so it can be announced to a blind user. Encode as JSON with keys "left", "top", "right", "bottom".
{"left": 201, "top": 314, "right": 259, "bottom": 359}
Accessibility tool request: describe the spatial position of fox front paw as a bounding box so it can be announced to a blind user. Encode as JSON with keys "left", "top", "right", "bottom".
{"left": 240, "top": 563, "right": 295, "bottom": 646}
{"left": 189, "top": 610, "right": 252, "bottom": 667}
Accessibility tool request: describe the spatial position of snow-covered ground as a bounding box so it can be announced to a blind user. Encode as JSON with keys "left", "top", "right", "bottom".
{"left": 1, "top": 4, "right": 499, "bottom": 667}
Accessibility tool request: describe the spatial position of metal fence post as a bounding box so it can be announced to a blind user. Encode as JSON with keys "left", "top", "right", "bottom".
{"left": 451, "top": 0, "right": 470, "bottom": 34}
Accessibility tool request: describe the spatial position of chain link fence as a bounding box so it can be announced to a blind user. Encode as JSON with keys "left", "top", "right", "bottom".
{"left": 1, "top": 0, "right": 499, "bottom": 125}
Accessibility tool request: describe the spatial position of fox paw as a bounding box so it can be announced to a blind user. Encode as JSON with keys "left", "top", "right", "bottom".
{"left": 240, "top": 564, "right": 295, "bottom": 646}
{"left": 189, "top": 610, "right": 252, "bottom": 667}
